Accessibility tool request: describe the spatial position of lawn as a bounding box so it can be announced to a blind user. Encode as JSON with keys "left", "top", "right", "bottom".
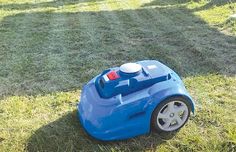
{"left": 0, "top": 0, "right": 236, "bottom": 151}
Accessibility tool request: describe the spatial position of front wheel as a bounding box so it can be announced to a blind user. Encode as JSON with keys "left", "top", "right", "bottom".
{"left": 151, "top": 97, "right": 191, "bottom": 133}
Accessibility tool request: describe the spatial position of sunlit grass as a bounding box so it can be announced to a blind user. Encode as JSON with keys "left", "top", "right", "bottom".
{"left": 187, "top": 1, "right": 236, "bottom": 34}
{"left": 1, "top": 0, "right": 235, "bottom": 32}
{"left": 0, "top": 90, "right": 80, "bottom": 151}
{"left": 0, "top": 0, "right": 152, "bottom": 21}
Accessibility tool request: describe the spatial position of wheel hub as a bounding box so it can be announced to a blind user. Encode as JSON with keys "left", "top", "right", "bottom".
{"left": 169, "top": 113, "right": 174, "bottom": 117}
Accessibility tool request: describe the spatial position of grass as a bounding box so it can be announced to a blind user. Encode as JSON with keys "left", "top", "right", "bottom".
{"left": 0, "top": 0, "right": 236, "bottom": 151}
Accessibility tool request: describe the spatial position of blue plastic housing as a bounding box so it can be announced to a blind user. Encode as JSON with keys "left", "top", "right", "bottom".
{"left": 78, "top": 60, "right": 195, "bottom": 141}
{"left": 95, "top": 60, "right": 172, "bottom": 98}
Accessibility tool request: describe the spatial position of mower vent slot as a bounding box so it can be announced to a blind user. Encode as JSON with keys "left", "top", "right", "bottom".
{"left": 99, "top": 78, "right": 105, "bottom": 88}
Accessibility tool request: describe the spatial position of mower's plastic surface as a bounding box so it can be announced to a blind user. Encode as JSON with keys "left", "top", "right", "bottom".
{"left": 78, "top": 60, "right": 195, "bottom": 141}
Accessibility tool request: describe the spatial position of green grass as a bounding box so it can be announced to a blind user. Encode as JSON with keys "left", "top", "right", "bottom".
{"left": 0, "top": 0, "right": 236, "bottom": 151}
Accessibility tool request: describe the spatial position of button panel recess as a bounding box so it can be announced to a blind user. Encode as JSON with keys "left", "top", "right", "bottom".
{"left": 107, "top": 71, "right": 120, "bottom": 80}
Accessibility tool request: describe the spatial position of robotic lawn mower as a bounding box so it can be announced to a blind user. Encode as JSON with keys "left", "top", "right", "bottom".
{"left": 78, "top": 60, "right": 195, "bottom": 141}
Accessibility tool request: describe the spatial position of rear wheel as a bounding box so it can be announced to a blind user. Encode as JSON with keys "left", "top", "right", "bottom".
{"left": 151, "top": 97, "right": 191, "bottom": 133}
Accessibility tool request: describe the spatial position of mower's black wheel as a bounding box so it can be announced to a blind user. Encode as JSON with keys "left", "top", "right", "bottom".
{"left": 151, "top": 97, "right": 191, "bottom": 133}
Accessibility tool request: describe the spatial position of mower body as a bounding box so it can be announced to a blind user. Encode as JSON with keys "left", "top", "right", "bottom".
{"left": 77, "top": 60, "right": 195, "bottom": 141}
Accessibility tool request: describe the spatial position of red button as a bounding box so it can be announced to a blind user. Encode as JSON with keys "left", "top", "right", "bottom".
{"left": 107, "top": 71, "right": 120, "bottom": 80}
